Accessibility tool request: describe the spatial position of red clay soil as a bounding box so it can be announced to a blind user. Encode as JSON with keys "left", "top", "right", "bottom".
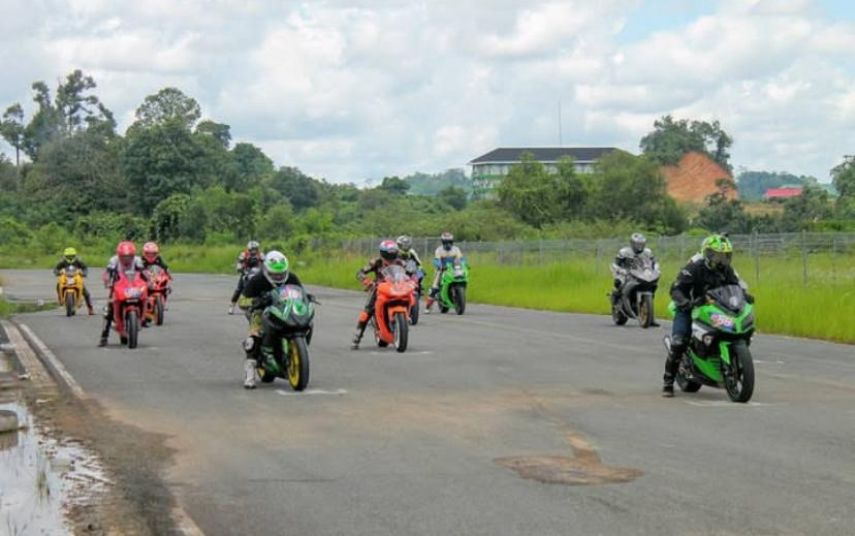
{"left": 660, "top": 151, "right": 737, "bottom": 204}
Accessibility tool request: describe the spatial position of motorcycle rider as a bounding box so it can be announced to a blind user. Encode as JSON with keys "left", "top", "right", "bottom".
{"left": 396, "top": 235, "right": 422, "bottom": 269}
{"left": 239, "top": 251, "right": 307, "bottom": 389}
{"left": 425, "top": 231, "right": 463, "bottom": 312}
{"left": 351, "top": 239, "right": 404, "bottom": 349}
{"left": 98, "top": 241, "right": 148, "bottom": 347}
{"left": 229, "top": 240, "right": 264, "bottom": 315}
{"left": 662, "top": 234, "right": 752, "bottom": 397}
{"left": 141, "top": 241, "right": 172, "bottom": 275}
{"left": 611, "top": 232, "right": 660, "bottom": 326}
{"left": 53, "top": 247, "right": 95, "bottom": 315}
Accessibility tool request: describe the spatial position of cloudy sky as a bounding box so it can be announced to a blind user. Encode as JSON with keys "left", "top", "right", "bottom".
{"left": 1, "top": 0, "right": 853, "bottom": 183}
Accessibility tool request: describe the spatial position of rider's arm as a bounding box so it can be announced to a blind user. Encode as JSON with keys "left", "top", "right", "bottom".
{"left": 670, "top": 262, "right": 697, "bottom": 311}
{"left": 53, "top": 260, "right": 65, "bottom": 276}
{"left": 76, "top": 259, "right": 89, "bottom": 277}
{"left": 356, "top": 258, "right": 378, "bottom": 283}
{"left": 409, "top": 249, "right": 422, "bottom": 267}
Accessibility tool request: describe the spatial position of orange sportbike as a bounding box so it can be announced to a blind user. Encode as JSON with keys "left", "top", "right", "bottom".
{"left": 368, "top": 265, "right": 416, "bottom": 353}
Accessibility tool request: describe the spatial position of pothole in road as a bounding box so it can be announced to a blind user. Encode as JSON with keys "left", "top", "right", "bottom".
{"left": 495, "top": 432, "right": 643, "bottom": 485}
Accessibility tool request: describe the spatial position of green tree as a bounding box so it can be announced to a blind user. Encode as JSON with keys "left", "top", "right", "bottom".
{"left": 587, "top": 152, "right": 687, "bottom": 233}
{"left": 379, "top": 176, "right": 410, "bottom": 195}
{"left": 497, "top": 153, "right": 564, "bottom": 228}
{"left": 122, "top": 120, "right": 206, "bottom": 215}
{"left": 695, "top": 180, "right": 753, "bottom": 234}
{"left": 270, "top": 167, "right": 320, "bottom": 210}
{"left": 437, "top": 185, "right": 468, "bottom": 210}
{"left": 640, "top": 115, "right": 733, "bottom": 171}
{"left": 781, "top": 185, "right": 833, "bottom": 230}
{"left": 555, "top": 156, "right": 588, "bottom": 218}
{"left": 230, "top": 142, "right": 274, "bottom": 192}
{"left": 256, "top": 201, "right": 295, "bottom": 241}
{"left": 1, "top": 104, "right": 25, "bottom": 166}
{"left": 195, "top": 120, "right": 232, "bottom": 149}
{"left": 133, "top": 87, "right": 201, "bottom": 130}
{"left": 831, "top": 156, "right": 855, "bottom": 200}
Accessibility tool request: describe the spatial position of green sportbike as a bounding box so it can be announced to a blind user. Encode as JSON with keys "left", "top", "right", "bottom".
{"left": 438, "top": 259, "right": 469, "bottom": 315}
{"left": 664, "top": 284, "right": 756, "bottom": 403}
{"left": 255, "top": 284, "right": 316, "bottom": 391}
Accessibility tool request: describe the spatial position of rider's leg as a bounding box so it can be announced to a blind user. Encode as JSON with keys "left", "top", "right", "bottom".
{"left": 83, "top": 286, "right": 94, "bottom": 314}
{"left": 663, "top": 309, "right": 691, "bottom": 396}
{"left": 243, "top": 310, "right": 263, "bottom": 388}
{"left": 425, "top": 270, "right": 441, "bottom": 310}
{"left": 351, "top": 289, "right": 376, "bottom": 349}
{"left": 230, "top": 276, "right": 244, "bottom": 314}
{"left": 99, "top": 301, "right": 113, "bottom": 346}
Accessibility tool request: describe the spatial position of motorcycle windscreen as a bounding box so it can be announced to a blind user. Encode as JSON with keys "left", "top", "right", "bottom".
{"left": 706, "top": 284, "right": 746, "bottom": 314}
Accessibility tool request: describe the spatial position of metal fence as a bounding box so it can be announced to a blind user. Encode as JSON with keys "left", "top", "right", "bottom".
{"left": 338, "top": 232, "right": 855, "bottom": 285}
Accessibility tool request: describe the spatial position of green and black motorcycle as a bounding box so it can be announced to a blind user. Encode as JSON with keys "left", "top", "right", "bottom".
{"left": 438, "top": 259, "right": 469, "bottom": 315}
{"left": 255, "top": 284, "right": 316, "bottom": 391}
{"left": 664, "top": 284, "right": 756, "bottom": 403}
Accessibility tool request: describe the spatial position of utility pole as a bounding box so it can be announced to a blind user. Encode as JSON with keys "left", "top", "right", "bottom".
{"left": 558, "top": 101, "right": 563, "bottom": 147}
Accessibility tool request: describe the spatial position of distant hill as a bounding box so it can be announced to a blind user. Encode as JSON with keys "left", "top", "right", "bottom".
{"left": 402, "top": 169, "right": 473, "bottom": 196}
{"left": 737, "top": 170, "right": 819, "bottom": 201}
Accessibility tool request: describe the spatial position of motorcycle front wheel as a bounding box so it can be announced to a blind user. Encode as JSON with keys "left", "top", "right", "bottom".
{"left": 638, "top": 294, "right": 653, "bottom": 328}
{"left": 65, "top": 292, "right": 75, "bottom": 317}
{"left": 126, "top": 310, "right": 139, "bottom": 349}
{"left": 155, "top": 295, "right": 165, "bottom": 326}
{"left": 287, "top": 337, "right": 310, "bottom": 391}
{"left": 393, "top": 312, "right": 408, "bottom": 353}
{"left": 725, "top": 340, "right": 755, "bottom": 403}
{"left": 453, "top": 286, "right": 466, "bottom": 315}
{"left": 611, "top": 302, "right": 628, "bottom": 325}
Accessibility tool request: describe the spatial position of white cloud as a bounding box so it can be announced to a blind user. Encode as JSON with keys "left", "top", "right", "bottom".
{"left": 0, "top": 0, "right": 852, "bottom": 182}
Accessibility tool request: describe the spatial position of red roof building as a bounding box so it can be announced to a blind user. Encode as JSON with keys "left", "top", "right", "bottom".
{"left": 764, "top": 187, "right": 803, "bottom": 200}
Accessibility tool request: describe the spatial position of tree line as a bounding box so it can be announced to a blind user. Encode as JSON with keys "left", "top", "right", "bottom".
{"left": 1, "top": 70, "right": 853, "bottom": 259}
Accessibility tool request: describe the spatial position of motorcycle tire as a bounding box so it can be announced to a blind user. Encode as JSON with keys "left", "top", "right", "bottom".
{"left": 126, "top": 311, "right": 139, "bottom": 349}
{"left": 725, "top": 340, "right": 755, "bottom": 403}
{"left": 454, "top": 286, "right": 466, "bottom": 315}
{"left": 259, "top": 367, "right": 276, "bottom": 383}
{"left": 65, "top": 293, "right": 75, "bottom": 317}
{"left": 638, "top": 294, "right": 653, "bottom": 329}
{"left": 155, "top": 296, "right": 165, "bottom": 326}
{"left": 393, "top": 312, "right": 408, "bottom": 353}
{"left": 410, "top": 300, "right": 419, "bottom": 326}
{"left": 676, "top": 373, "right": 702, "bottom": 393}
{"left": 611, "top": 303, "right": 628, "bottom": 326}
{"left": 287, "top": 337, "right": 310, "bottom": 391}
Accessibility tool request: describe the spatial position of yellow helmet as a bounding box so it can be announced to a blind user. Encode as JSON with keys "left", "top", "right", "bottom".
{"left": 63, "top": 247, "right": 78, "bottom": 261}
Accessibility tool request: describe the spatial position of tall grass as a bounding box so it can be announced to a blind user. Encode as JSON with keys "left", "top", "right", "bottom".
{"left": 1, "top": 245, "right": 852, "bottom": 343}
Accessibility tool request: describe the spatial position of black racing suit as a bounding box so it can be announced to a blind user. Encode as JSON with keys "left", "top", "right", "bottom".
{"left": 53, "top": 258, "right": 94, "bottom": 309}
{"left": 664, "top": 256, "right": 745, "bottom": 383}
{"left": 231, "top": 251, "right": 264, "bottom": 304}
{"left": 241, "top": 271, "right": 308, "bottom": 359}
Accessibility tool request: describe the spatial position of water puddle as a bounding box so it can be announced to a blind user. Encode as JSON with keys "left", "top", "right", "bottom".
{"left": 0, "top": 399, "right": 110, "bottom": 535}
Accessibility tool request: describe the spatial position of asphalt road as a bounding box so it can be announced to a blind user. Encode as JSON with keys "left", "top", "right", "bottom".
{"left": 3, "top": 269, "right": 855, "bottom": 536}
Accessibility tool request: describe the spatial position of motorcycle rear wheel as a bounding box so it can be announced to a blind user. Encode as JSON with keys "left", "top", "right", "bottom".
{"left": 725, "top": 340, "right": 754, "bottom": 403}
{"left": 676, "top": 373, "right": 702, "bottom": 393}
{"left": 410, "top": 299, "right": 419, "bottom": 326}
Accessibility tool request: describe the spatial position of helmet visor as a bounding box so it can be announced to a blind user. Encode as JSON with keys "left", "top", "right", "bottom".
{"left": 709, "top": 251, "right": 732, "bottom": 269}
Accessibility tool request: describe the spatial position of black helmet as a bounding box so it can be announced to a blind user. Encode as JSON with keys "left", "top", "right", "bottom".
{"left": 630, "top": 233, "right": 646, "bottom": 254}
{"left": 379, "top": 239, "right": 399, "bottom": 261}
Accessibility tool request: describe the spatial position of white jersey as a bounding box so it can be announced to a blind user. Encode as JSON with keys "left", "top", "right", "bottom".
{"left": 434, "top": 245, "right": 463, "bottom": 267}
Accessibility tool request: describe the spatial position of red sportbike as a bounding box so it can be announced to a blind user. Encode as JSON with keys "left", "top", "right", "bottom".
{"left": 371, "top": 265, "right": 416, "bottom": 353}
{"left": 112, "top": 270, "right": 149, "bottom": 349}
{"left": 145, "top": 265, "right": 171, "bottom": 326}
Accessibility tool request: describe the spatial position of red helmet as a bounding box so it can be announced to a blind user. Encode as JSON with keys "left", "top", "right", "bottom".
{"left": 116, "top": 241, "right": 136, "bottom": 270}
{"left": 116, "top": 241, "right": 136, "bottom": 256}
{"left": 143, "top": 241, "right": 159, "bottom": 263}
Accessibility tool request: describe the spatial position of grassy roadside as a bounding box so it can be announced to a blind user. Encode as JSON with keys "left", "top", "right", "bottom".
{"left": 2, "top": 247, "right": 853, "bottom": 343}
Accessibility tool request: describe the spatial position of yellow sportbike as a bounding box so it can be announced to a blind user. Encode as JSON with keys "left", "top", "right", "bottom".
{"left": 57, "top": 266, "right": 85, "bottom": 317}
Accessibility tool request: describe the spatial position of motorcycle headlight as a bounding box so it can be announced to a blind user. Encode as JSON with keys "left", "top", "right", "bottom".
{"left": 702, "top": 334, "right": 714, "bottom": 346}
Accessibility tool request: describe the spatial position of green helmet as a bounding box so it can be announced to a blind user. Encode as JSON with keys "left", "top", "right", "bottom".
{"left": 63, "top": 247, "right": 78, "bottom": 262}
{"left": 701, "top": 234, "right": 733, "bottom": 271}
{"left": 263, "top": 250, "right": 289, "bottom": 285}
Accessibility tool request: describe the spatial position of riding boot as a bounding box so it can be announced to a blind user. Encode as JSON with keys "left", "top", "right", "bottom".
{"left": 662, "top": 350, "right": 681, "bottom": 397}
{"left": 243, "top": 359, "right": 257, "bottom": 389}
{"left": 351, "top": 320, "right": 367, "bottom": 350}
